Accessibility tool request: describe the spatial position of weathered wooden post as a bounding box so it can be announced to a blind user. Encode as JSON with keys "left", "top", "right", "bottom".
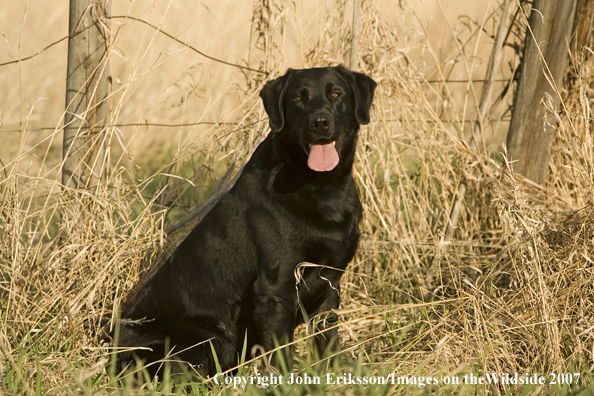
{"left": 506, "top": 0, "right": 578, "bottom": 185}
{"left": 62, "top": 0, "right": 110, "bottom": 189}
{"left": 350, "top": 0, "right": 362, "bottom": 72}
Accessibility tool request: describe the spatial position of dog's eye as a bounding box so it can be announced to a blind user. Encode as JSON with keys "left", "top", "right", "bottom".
{"left": 295, "top": 96, "right": 302, "bottom": 102}
{"left": 331, "top": 92, "right": 341, "bottom": 98}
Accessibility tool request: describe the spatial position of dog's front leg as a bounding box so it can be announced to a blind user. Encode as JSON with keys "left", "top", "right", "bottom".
{"left": 311, "top": 283, "right": 341, "bottom": 359}
{"left": 252, "top": 294, "right": 296, "bottom": 370}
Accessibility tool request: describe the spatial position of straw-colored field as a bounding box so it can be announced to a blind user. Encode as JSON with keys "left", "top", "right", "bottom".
{"left": 1, "top": 0, "right": 593, "bottom": 394}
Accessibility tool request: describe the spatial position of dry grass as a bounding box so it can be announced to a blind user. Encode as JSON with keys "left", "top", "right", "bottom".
{"left": 1, "top": 0, "right": 593, "bottom": 394}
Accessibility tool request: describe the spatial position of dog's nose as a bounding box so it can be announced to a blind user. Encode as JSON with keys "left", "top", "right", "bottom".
{"left": 309, "top": 114, "right": 331, "bottom": 133}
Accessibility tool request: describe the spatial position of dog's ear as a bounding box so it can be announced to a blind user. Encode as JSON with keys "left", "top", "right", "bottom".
{"left": 259, "top": 69, "right": 295, "bottom": 133}
{"left": 335, "top": 65, "right": 376, "bottom": 125}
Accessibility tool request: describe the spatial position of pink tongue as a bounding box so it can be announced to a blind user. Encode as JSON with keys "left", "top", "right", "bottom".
{"left": 307, "top": 143, "right": 339, "bottom": 172}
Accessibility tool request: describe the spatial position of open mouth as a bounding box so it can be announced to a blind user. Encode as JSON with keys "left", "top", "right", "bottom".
{"left": 307, "top": 139, "right": 339, "bottom": 172}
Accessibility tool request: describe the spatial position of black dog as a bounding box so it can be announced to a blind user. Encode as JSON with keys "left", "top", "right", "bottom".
{"left": 112, "top": 65, "right": 376, "bottom": 377}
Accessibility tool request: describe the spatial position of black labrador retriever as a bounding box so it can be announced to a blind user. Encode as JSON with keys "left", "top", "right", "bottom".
{"left": 112, "top": 65, "right": 376, "bottom": 377}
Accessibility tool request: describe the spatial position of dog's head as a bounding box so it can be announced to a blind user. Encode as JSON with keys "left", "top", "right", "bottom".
{"left": 260, "top": 66, "right": 376, "bottom": 172}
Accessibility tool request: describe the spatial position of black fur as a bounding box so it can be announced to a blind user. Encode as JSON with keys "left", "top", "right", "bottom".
{"left": 111, "top": 65, "right": 376, "bottom": 377}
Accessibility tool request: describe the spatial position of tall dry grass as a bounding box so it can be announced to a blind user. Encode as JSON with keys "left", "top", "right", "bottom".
{"left": 1, "top": 0, "right": 593, "bottom": 393}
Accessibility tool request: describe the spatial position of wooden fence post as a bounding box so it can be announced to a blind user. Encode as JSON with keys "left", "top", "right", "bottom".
{"left": 506, "top": 0, "right": 578, "bottom": 185}
{"left": 350, "top": 0, "right": 362, "bottom": 71}
{"left": 62, "top": 0, "right": 110, "bottom": 189}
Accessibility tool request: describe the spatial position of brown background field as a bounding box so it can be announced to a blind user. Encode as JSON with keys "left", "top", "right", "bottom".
{"left": 1, "top": 0, "right": 514, "bottom": 171}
